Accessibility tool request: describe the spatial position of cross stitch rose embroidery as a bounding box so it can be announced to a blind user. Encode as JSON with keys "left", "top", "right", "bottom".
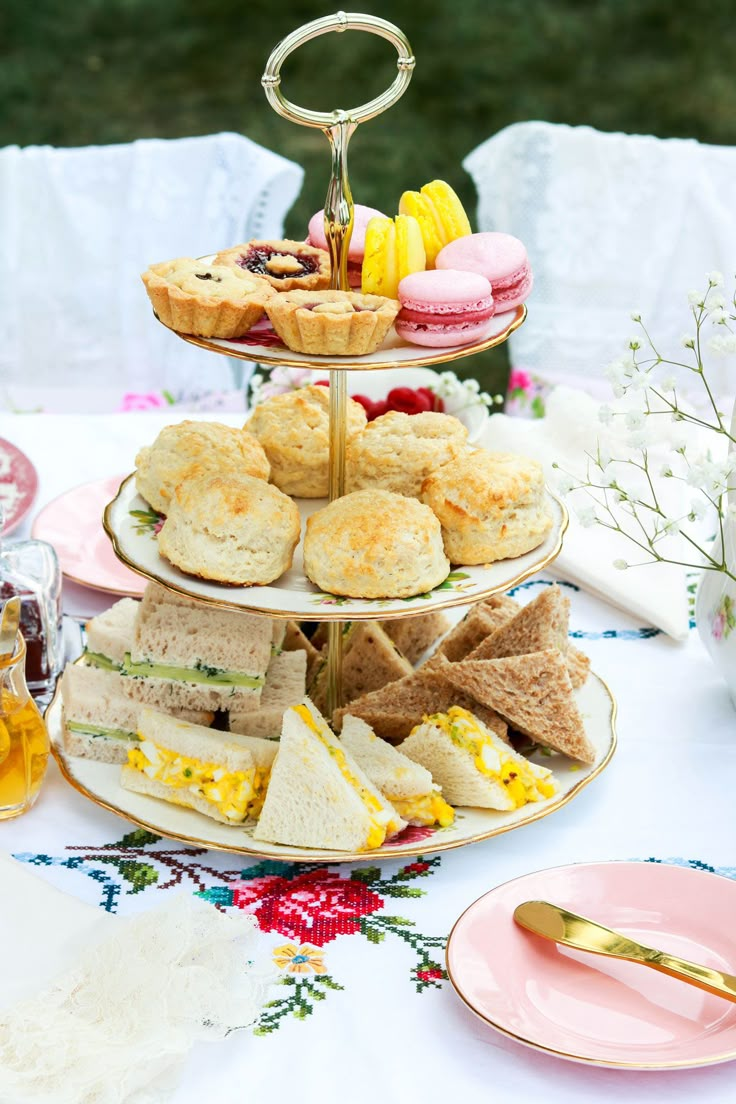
{"left": 230, "top": 869, "right": 384, "bottom": 946}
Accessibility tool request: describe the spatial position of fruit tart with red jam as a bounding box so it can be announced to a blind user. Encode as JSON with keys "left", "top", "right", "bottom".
{"left": 141, "top": 257, "right": 274, "bottom": 338}
{"left": 215, "top": 239, "right": 330, "bottom": 293}
{"left": 264, "top": 290, "right": 399, "bottom": 356}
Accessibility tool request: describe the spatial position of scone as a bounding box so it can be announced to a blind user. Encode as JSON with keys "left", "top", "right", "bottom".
{"left": 245, "top": 384, "right": 367, "bottom": 498}
{"left": 157, "top": 472, "right": 300, "bottom": 585}
{"left": 346, "top": 411, "right": 469, "bottom": 497}
{"left": 141, "top": 258, "right": 273, "bottom": 338}
{"left": 215, "top": 239, "right": 330, "bottom": 292}
{"left": 303, "top": 489, "right": 450, "bottom": 599}
{"left": 135, "top": 421, "right": 270, "bottom": 515}
{"left": 420, "top": 450, "right": 553, "bottom": 565}
{"left": 265, "top": 290, "right": 399, "bottom": 356}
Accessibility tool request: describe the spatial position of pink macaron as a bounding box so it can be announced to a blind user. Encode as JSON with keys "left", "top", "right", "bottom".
{"left": 436, "top": 232, "right": 532, "bottom": 311}
{"left": 307, "top": 204, "right": 387, "bottom": 288}
{"left": 395, "top": 269, "right": 495, "bottom": 348}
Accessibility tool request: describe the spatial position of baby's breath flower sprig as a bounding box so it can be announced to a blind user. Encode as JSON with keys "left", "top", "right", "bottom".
{"left": 555, "top": 276, "right": 736, "bottom": 583}
{"left": 428, "top": 370, "right": 503, "bottom": 413}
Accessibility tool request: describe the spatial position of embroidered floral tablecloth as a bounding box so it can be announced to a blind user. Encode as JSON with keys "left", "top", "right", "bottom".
{"left": 1, "top": 412, "right": 735, "bottom": 1104}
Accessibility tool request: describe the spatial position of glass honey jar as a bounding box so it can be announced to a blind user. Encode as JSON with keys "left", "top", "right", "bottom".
{"left": 0, "top": 633, "right": 50, "bottom": 820}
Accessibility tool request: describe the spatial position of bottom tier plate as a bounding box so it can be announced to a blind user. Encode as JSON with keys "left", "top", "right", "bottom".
{"left": 47, "top": 671, "right": 616, "bottom": 863}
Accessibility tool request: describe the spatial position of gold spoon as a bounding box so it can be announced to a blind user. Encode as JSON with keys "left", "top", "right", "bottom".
{"left": 513, "top": 900, "right": 736, "bottom": 1003}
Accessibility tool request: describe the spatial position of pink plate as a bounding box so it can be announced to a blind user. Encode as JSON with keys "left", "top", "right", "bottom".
{"left": 32, "top": 475, "right": 145, "bottom": 597}
{"left": 446, "top": 861, "right": 736, "bottom": 1069}
{"left": 0, "top": 437, "right": 38, "bottom": 535}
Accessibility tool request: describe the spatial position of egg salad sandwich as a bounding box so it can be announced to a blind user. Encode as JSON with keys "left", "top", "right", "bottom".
{"left": 340, "top": 714, "right": 454, "bottom": 828}
{"left": 120, "top": 707, "right": 278, "bottom": 824}
{"left": 398, "top": 706, "right": 557, "bottom": 811}
{"left": 120, "top": 584, "right": 272, "bottom": 712}
{"left": 253, "top": 699, "right": 406, "bottom": 852}
{"left": 60, "top": 663, "right": 213, "bottom": 764}
{"left": 84, "top": 598, "right": 140, "bottom": 671}
{"left": 229, "top": 650, "right": 307, "bottom": 739}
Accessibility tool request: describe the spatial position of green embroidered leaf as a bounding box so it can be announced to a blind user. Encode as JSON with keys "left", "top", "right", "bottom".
{"left": 363, "top": 926, "right": 385, "bottom": 944}
{"left": 115, "top": 860, "right": 159, "bottom": 893}
{"left": 381, "top": 886, "right": 424, "bottom": 898}
{"left": 115, "top": 828, "right": 161, "bottom": 849}
{"left": 350, "top": 866, "right": 381, "bottom": 884}
{"left": 378, "top": 916, "right": 414, "bottom": 926}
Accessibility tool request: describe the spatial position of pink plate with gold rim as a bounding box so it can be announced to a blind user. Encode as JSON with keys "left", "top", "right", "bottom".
{"left": 446, "top": 861, "right": 736, "bottom": 1069}
{"left": 32, "top": 475, "right": 145, "bottom": 597}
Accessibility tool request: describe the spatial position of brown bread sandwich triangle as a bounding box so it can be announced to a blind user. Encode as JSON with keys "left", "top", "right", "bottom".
{"left": 430, "top": 595, "right": 520, "bottom": 663}
{"left": 434, "top": 650, "right": 596, "bottom": 764}
{"left": 332, "top": 664, "right": 508, "bottom": 745}
{"left": 309, "top": 621, "right": 413, "bottom": 714}
{"left": 465, "top": 585, "right": 590, "bottom": 689}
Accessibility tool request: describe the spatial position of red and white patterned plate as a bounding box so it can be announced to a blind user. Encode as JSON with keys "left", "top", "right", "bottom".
{"left": 0, "top": 437, "right": 39, "bottom": 535}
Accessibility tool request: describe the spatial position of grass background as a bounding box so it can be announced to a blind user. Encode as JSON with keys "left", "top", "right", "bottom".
{"left": 3, "top": 0, "right": 734, "bottom": 392}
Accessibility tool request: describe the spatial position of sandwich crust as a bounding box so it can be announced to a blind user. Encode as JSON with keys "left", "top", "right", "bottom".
{"left": 346, "top": 410, "right": 469, "bottom": 498}
{"left": 157, "top": 472, "right": 300, "bottom": 586}
{"left": 420, "top": 449, "right": 553, "bottom": 564}
{"left": 303, "top": 489, "right": 450, "bottom": 599}
{"left": 135, "top": 420, "right": 271, "bottom": 515}
{"left": 245, "top": 384, "right": 367, "bottom": 498}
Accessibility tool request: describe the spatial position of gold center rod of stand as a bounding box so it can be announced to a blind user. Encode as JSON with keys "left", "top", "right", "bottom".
{"left": 262, "top": 12, "right": 414, "bottom": 718}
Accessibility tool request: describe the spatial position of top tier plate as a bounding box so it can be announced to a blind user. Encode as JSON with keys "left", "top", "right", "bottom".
{"left": 173, "top": 305, "right": 526, "bottom": 372}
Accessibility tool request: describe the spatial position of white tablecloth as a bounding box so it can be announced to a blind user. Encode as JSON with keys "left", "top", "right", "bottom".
{"left": 1, "top": 412, "right": 735, "bottom": 1104}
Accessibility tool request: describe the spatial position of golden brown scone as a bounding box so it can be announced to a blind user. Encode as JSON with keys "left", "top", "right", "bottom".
{"left": 346, "top": 411, "right": 468, "bottom": 498}
{"left": 135, "top": 420, "right": 270, "bottom": 515}
{"left": 245, "top": 384, "right": 367, "bottom": 498}
{"left": 141, "top": 258, "right": 274, "bottom": 338}
{"left": 157, "top": 472, "right": 300, "bottom": 585}
{"left": 303, "top": 489, "right": 450, "bottom": 599}
{"left": 420, "top": 450, "right": 553, "bottom": 564}
{"left": 265, "top": 290, "right": 399, "bottom": 356}
{"left": 214, "top": 239, "right": 330, "bottom": 292}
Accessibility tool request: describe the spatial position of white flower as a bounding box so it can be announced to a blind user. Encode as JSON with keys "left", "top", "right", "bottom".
{"left": 708, "top": 333, "right": 736, "bottom": 356}
{"left": 596, "top": 445, "right": 612, "bottom": 469}
{"left": 624, "top": 410, "right": 646, "bottom": 431}
{"left": 680, "top": 334, "right": 696, "bottom": 349}
{"left": 612, "top": 382, "right": 626, "bottom": 398}
{"left": 628, "top": 368, "right": 652, "bottom": 392}
{"left": 555, "top": 473, "right": 577, "bottom": 496}
{"left": 598, "top": 404, "right": 614, "bottom": 425}
{"left": 687, "top": 290, "right": 704, "bottom": 308}
{"left": 663, "top": 518, "right": 682, "bottom": 535}
{"left": 707, "top": 270, "right": 724, "bottom": 287}
{"left": 707, "top": 294, "right": 726, "bottom": 311}
{"left": 613, "top": 559, "right": 629, "bottom": 571}
{"left": 660, "top": 464, "right": 673, "bottom": 478}
{"left": 630, "top": 310, "right": 642, "bottom": 322}
{"left": 627, "top": 429, "right": 651, "bottom": 450}
{"left": 493, "top": 394, "right": 504, "bottom": 405}
{"left": 628, "top": 338, "right": 641, "bottom": 351}
{"left": 465, "top": 378, "right": 480, "bottom": 394}
{"left": 659, "top": 375, "right": 676, "bottom": 392}
{"left": 690, "top": 499, "right": 707, "bottom": 521}
{"left": 576, "top": 505, "right": 598, "bottom": 528}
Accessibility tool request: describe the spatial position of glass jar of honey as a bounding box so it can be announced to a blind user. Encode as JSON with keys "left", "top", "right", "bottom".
{"left": 0, "top": 633, "right": 50, "bottom": 820}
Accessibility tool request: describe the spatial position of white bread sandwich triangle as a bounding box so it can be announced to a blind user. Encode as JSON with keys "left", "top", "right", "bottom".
{"left": 121, "top": 707, "right": 278, "bottom": 824}
{"left": 399, "top": 706, "right": 557, "bottom": 811}
{"left": 60, "top": 663, "right": 213, "bottom": 764}
{"left": 253, "top": 699, "right": 406, "bottom": 851}
{"left": 340, "top": 714, "right": 454, "bottom": 827}
{"left": 466, "top": 585, "right": 590, "bottom": 688}
{"left": 120, "top": 583, "right": 272, "bottom": 712}
{"left": 229, "top": 650, "right": 307, "bottom": 739}
{"left": 436, "top": 650, "right": 596, "bottom": 764}
{"left": 84, "top": 598, "right": 140, "bottom": 670}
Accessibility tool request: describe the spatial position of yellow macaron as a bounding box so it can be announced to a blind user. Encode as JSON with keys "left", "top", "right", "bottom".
{"left": 398, "top": 180, "right": 472, "bottom": 267}
{"left": 361, "top": 214, "right": 426, "bottom": 299}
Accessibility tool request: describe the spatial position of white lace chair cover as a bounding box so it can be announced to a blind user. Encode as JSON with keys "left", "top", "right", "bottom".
{"left": 464, "top": 121, "right": 736, "bottom": 399}
{"left": 0, "top": 132, "right": 303, "bottom": 395}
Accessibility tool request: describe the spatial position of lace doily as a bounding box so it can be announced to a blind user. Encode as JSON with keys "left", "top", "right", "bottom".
{"left": 0, "top": 895, "right": 270, "bottom": 1104}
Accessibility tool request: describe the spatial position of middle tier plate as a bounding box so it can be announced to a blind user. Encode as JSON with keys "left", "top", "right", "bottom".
{"left": 103, "top": 476, "right": 568, "bottom": 620}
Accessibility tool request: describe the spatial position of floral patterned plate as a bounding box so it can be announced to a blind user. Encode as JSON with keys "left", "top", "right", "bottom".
{"left": 0, "top": 436, "right": 38, "bottom": 535}
{"left": 46, "top": 667, "right": 616, "bottom": 863}
{"left": 103, "top": 475, "right": 567, "bottom": 621}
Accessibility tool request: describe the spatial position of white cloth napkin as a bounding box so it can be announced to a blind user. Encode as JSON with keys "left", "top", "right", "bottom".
{"left": 480, "top": 386, "right": 694, "bottom": 639}
{"left": 0, "top": 852, "right": 270, "bottom": 1104}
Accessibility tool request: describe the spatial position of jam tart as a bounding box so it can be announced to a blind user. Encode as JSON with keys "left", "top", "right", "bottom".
{"left": 215, "top": 239, "right": 330, "bottom": 292}
{"left": 141, "top": 258, "right": 274, "bottom": 338}
{"left": 264, "top": 290, "right": 400, "bottom": 356}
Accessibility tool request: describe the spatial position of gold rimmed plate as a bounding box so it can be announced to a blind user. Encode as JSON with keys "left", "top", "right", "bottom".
{"left": 171, "top": 304, "right": 526, "bottom": 372}
{"left": 47, "top": 666, "right": 616, "bottom": 863}
{"left": 102, "top": 477, "right": 568, "bottom": 621}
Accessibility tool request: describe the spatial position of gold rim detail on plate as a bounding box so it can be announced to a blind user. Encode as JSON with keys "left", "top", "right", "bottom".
{"left": 169, "top": 305, "right": 526, "bottom": 372}
{"left": 102, "top": 474, "right": 569, "bottom": 621}
{"left": 46, "top": 665, "right": 615, "bottom": 864}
